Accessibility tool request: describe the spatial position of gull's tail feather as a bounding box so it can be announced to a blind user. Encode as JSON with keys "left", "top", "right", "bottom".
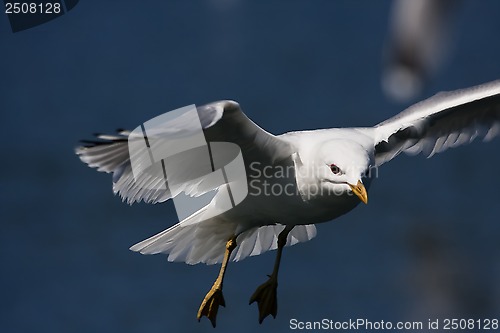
{"left": 130, "top": 209, "right": 237, "bottom": 265}
{"left": 130, "top": 217, "right": 317, "bottom": 265}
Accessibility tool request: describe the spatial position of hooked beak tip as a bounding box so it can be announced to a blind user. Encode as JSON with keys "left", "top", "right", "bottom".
{"left": 348, "top": 180, "right": 368, "bottom": 204}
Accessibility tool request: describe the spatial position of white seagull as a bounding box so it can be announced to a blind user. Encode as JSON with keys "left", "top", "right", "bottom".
{"left": 76, "top": 80, "right": 500, "bottom": 327}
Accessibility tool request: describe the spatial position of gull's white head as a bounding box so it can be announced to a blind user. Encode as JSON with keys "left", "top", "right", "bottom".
{"left": 296, "top": 139, "right": 372, "bottom": 203}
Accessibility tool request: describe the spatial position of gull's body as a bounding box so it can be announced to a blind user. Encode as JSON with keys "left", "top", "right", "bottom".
{"left": 76, "top": 80, "right": 500, "bottom": 326}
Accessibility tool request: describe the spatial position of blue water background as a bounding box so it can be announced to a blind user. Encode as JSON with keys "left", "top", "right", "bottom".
{"left": 1, "top": 1, "right": 499, "bottom": 332}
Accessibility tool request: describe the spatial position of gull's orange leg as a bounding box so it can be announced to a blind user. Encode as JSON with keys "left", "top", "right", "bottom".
{"left": 197, "top": 235, "right": 237, "bottom": 328}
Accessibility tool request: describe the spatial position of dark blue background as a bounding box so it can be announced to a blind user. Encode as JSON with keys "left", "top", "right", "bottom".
{"left": 1, "top": 1, "right": 499, "bottom": 332}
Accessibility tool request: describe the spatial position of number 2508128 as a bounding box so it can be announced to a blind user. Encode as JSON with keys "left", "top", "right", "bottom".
{"left": 5, "top": 2, "right": 62, "bottom": 14}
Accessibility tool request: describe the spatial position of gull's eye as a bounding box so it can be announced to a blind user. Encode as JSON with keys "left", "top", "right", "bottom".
{"left": 330, "top": 164, "right": 341, "bottom": 174}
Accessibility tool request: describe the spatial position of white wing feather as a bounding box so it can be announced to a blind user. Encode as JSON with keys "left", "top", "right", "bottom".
{"left": 76, "top": 101, "right": 292, "bottom": 204}
{"left": 374, "top": 80, "right": 500, "bottom": 166}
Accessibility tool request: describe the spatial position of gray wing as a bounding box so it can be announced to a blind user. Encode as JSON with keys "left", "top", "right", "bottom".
{"left": 374, "top": 80, "right": 500, "bottom": 166}
{"left": 76, "top": 100, "right": 292, "bottom": 204}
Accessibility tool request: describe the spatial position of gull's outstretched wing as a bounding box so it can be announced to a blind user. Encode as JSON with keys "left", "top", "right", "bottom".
{"left": 76, "top": 100, "right": 292, "bottom": 204}
{"left": 374, "top": 80, "right": 500, "bottom": 166}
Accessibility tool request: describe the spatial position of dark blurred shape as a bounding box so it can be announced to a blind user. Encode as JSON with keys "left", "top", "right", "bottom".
{"left": 406, "top": 224, "right": 493, "bottom": 319}
{"left": 5, "top": 0, "right": 79, "bottom": 33}
{"left": 382, "top": 0, "right": 459, "bottom": 102}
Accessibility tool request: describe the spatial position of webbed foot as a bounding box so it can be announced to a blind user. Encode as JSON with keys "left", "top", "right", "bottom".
{"left": 197, "top": 284, "right": 225, "bottom": 328}
{"left": 249, "top": 275, "right": 278, "bottom": 324}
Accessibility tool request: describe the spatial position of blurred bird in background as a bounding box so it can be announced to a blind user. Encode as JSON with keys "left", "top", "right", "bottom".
{"left": 382, "top": 0, "right": 460, "bottom": 102}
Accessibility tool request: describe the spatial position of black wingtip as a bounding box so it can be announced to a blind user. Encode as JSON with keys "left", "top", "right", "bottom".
{"left": 78, "top": 139, "right": 109, "bottom": 147}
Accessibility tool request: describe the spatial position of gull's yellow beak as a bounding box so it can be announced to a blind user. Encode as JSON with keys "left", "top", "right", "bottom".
{"left": 349, "top": 180, "right": 368, "bottom": 204}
